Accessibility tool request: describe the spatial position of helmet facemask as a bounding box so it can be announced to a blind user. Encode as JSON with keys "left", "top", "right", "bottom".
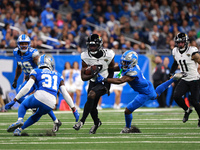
{"left": 120, "top": 51, "right": 138, "bottom": 71}
{"left": 17, "top": 34, "right": 31, "bottom": 53}
{"left": 175, "top": 33, "right": 189, "bottom": 52}
{"left": 87, "top": 34, "right": 103, "bottom": 55}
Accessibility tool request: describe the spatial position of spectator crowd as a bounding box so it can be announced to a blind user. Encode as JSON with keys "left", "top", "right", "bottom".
{"left": 0, "top": 0, "right": 200, "bottom": 55}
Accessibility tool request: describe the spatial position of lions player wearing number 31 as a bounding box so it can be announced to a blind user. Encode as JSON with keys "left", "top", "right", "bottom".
{"left": 170, "top": 32, "right": 200, "bottom": 127}
{"left": 5, "top": 34, "right": 62, "bottom": 133}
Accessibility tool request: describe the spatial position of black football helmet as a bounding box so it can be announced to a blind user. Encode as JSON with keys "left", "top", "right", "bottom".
{"left": 86, "top": 34, "right": 103, "bottom": 55}
{"left": 174, "top": 32, "right": 189, "bottom": 52}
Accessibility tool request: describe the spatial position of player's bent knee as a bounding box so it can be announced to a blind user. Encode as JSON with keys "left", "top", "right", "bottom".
{"left": 125, "top": 108, "right": 132, "bottom": 115}
{"left": 88, "top": 90, "right": 96, "bottom": 99}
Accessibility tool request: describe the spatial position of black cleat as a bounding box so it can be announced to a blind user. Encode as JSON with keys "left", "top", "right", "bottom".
{"left": 52, "top": 120, "right": 62, "bottom": 132}
{"left": 183, "top": 108, "right": 193, "bottom": 123}
{"left": 73, "top": 121, "right": 83, "bottom": 131}
{"left": 89, "top": 121, "right": 102, "bottom": 134}
{"left": 120, "top": 126, "right": 141, "bottom": 134}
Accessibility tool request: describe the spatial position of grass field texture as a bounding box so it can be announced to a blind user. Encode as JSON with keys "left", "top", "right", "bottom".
{"left": 0, "top": 107, "right": 200, "bottom": 150}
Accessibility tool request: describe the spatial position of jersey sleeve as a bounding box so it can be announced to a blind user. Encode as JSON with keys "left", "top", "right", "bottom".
{"left": 107, "top": 49, "right": 115, "bottom": 64}
{"left": 81, "top": 52, "right": 89, "bottom": 64}
{"left": 30, "top": 48, "right": 39, "bottom": 58}
{"left": 30, "top": 69, "right": 37, "bottom": 78}
{"left": 190, "top": 46, "right": 198, "bottom": 55}
{"left": 126, "top": 70, "right": 138, "bottom": 77}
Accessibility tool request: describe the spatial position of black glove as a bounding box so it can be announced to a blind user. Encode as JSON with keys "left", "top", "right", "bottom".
{"left": 167, "top": 73, "right": 173, "bottom": 80}
{"left": 91, "top": 65, "right": 100, "bottom": 77}
{"left": 12, "top": 80, "right": 17, "bottom": 88}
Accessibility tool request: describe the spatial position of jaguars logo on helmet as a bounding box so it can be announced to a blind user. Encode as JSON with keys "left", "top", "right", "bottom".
{"left": 86, "top": 34, "right": 103, "bottom": 55}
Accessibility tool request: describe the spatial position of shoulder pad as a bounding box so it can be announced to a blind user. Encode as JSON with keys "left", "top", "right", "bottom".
{"left": 126, "top": 71, "right": 137, "bottom": 77}
{"left": 81, "top": 51, "right": 88, "bottom": 59}
{"left": 30, "top": 69, "right": 37, "bottom": 75}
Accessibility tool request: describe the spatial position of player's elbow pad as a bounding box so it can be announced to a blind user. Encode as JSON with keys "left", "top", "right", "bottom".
{"left": 60, "top": 85, "right": 75, "bottom": 108}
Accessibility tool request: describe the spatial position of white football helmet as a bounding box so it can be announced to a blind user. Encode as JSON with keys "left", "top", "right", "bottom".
{"left": 38, "top": 54, "right": 55, "bottom": 71}
{"left": 120, "top": 50, "right": 138, "bottom": 71}
{"left": 17, "top": 34, "right": 31, "bottom": 53}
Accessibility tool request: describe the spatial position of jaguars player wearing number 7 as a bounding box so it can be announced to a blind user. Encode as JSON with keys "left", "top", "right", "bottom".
{"left": 73, "top": 34, "right": 115, "bottom": 134}
{"left": 170, "top": 32, "right": 200, "bottom": 127}
{"left": 7, "top": 55, "right": 79, "bottom": 136}
{"left": 5, "top": 34, "right": 62, "bottom": 132}
{"left": 96, "top": 50, "right": 187, "bottom": 133}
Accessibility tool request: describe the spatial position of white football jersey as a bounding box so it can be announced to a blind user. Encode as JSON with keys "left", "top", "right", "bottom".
{"left": 172, "top": 46, "right": 199, "bottom": 81}
{"left": 81, "top": 49, "right": 115, "bottom": 82}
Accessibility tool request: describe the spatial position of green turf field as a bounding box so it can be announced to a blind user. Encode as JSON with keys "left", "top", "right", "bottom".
{"left": 0, "top": 107, "right": 200, "bottom": 150}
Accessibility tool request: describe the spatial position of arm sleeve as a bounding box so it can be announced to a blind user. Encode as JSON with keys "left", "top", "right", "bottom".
{"left": 170, "top": 60, "right": 178, "bottom": 74}
{"left": 60, "top": 85, "right": 75, "bottom": 108}
{"left": 15, "top": 79, "right": 35, "bottom": 100}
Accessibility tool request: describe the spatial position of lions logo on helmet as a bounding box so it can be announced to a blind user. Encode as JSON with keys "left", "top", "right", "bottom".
{"left": 38, "top": 54, "right": 55, "bottom": 71}
{"left": 120, "top": 50, "right": 138, "bottom": 71}
{"left": 86, "top": 34, "right": 103, "bottom": 55}
{"left": 17, "top": 34, "right": 31, "bottom": 53}
{"left": 174, "top": 32, "right": 189, "bottom": 52}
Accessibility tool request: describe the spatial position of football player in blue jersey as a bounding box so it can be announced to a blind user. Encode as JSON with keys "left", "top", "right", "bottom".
{"left": 5, "top": 34, "right": 61, "bottom": 132}
{"left": 7, "top": 55, "right": 80, "bottom": 136}
{"left": 96, "top": 50, "right": 187, "bottom": 133}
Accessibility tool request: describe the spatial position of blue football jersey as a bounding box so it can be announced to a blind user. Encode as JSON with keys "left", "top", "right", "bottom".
{"left": 13, "top": 47, "right": 39, "bottom": 76}
{"left": 30, "top": 68, "right": 63, "bottom": 97}
{"left": 122, "top": 65, "right": 152, "bottom": 95}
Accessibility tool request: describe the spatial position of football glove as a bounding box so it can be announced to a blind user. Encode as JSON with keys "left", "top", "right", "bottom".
{"left": 12, "top": 80, "right": 17, "bottom": 88}
{"left": 5, "top": 100, "right": 16, "bottom": 110}
{"left": 73, "top": 110, "right": 80, "bottom": 122}
{"left": 96, "top": 73, "right": 105, "bottom": 83}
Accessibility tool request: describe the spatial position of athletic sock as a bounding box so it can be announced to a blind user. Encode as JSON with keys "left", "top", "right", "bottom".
{"left": 156, "top": 78, "right": 174, "bottom": 96}
{"left": 125, "top": 114, "right": 133, "bottom": 128}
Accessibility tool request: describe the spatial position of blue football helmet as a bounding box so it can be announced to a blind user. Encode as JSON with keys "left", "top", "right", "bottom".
{"left": 38, "top": 54, "right": 54, "bottom": 71}
{"left": 17, "top": 34, "right": 31, "bottom": 53}
{"left": 120, "top": 50, "right": 138, "bottom": 71}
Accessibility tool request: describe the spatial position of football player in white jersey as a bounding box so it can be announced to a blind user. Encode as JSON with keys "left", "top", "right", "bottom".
{"left": 73, "top": 34, "right": 115, "bottom": 134}
{"left": 7, "top": 55, "right": 80, "bottom": 136}
{"left": 170, "top": 32, "right": 200, "bottom": 127}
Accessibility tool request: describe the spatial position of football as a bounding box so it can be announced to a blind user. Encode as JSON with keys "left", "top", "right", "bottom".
{"left": 84, "top": 65, "right": 97, "bottom": 75}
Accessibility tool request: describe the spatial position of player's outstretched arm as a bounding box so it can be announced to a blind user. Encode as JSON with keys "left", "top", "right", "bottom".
{"left": 60, "top": 81, "right": 79, "bottom": 122}
{"left": 97, "top": 73, "right": 135, "bottom": 84}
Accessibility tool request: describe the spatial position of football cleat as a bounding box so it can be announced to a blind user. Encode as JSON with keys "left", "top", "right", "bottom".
{"left": 52, "top": 120, "right": 62, "bottom": 132}
{"left": 13, "top": 128, "right": 22, "bottom": 136}
{"left": 120, "top": 127, "right": 131, "bottom": 134}
{"left": 120, "top": 126, "right": 141, "bottom": 134}
{"left": 183, "top": 108, "right": 193, "bottom": 123}
{"left": 73, "top": 121, "right": 83, "bottom": 131}
{"left": 173, "top": 72, "right": 187, "bottom": 80}
{"left": 89, "top": 121, "right": 102, "bottom": 134}
{"left": 7, "top": 119, "right": 24, "bottom": 132}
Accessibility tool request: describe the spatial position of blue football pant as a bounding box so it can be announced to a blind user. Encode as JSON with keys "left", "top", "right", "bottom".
{"left": 18, "top": 94, "right": 52, "bottom": 130}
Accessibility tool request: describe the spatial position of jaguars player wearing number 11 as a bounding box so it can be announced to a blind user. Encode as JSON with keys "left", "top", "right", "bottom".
{"left": 7, "top": 55, "right": 79, "bottom": 136}
{"left": 5, "top": 34, "right": 61, "bottom": 132}
{"left": 170, "top": 32, "right": 200, "bottom": 127}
